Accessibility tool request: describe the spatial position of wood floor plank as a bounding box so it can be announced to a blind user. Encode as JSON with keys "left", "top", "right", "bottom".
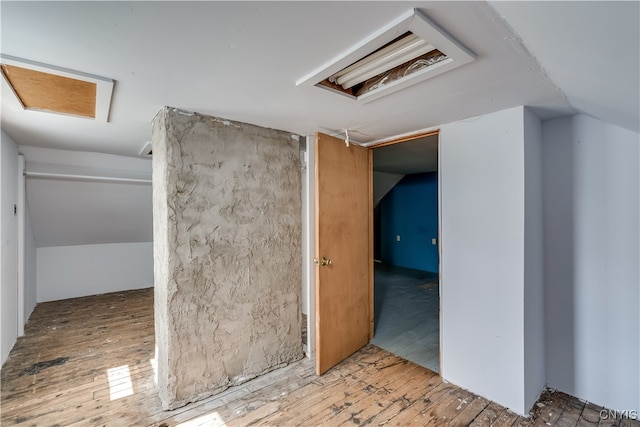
{"left": 554, "top": 392, "right": 586, "bottom": 427}
{"left": 257, "top": 351, "right": 397, "bottom": 426}
{"left": 350, "top": 368, "right": 440, "bottom": 426}
{"left": 271, "top": 355, "right": 408, "bottom": 425}
{"left": 531, "top": 392, "right": 564, "bottom": 427}
{"left": 158, "top": 346, "right": 384, "bottom": 427}
{"left": 492, "top": 408, "right": 521, "bottom": 427}
{"left": 414, "top": 387, "right": 476, "bottom": 426}
{"left": 157, "top": 365, "right": 316, "bottom": 427}
{"left": 577, "top": 402, "right": 602, "bottom": 426}
{"left": 2, "top": 362, "right": 155, "bottom": 419}
{"left": 384, "top": 382, "right": 457, "bottom": 426}
{"left": 335, "top": 364, "right": 435, "bottom": 427}
{"left": 1, "top": 288, "right": 629, "bottom": 427}
{"left": 447, "top": 395, "right": 490, "bottom": 425}
{"left": 140, "top": 360, "right": 316, "bottom": 426}
{"left": 303, "top": 358, "right": 421, "bottom": 426}
{"left": 469, "top": 401, "right": 509, "bottom": 426}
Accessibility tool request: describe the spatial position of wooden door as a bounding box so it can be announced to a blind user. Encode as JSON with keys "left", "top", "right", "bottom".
{"left": 315, "top": 132, "right": 372, "bottom": 375}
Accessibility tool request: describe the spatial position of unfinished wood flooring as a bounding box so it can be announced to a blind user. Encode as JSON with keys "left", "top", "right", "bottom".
{"left": 1, "top": 288, "right": 637, "bottom": 427}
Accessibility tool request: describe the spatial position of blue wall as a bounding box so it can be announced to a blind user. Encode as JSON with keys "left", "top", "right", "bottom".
{"left": 379, "top": 172, "right": 438, "bottom": 272}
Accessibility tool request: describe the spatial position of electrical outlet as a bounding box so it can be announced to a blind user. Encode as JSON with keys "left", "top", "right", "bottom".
{"left": 432, "top": 238, "right": 437, "bottom": 245}
{"left": 396, "top": 235, "right": 401, "bottom": 242}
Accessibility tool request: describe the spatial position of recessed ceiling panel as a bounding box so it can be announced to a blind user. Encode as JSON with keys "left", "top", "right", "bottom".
{"left": 297, "top": 9, "right": 475, "bottom": 103}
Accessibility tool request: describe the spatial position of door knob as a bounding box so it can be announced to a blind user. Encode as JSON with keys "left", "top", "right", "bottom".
{"left": 313, "top": 257, "right": 332, "bottom": 266}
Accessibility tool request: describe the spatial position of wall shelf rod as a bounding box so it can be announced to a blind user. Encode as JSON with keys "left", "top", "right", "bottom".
{"left": 24, "top": 171, "right": 152, "bottom": 184}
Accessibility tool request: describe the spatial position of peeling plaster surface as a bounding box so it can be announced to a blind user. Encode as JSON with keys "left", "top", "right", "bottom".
{"left": 152, "top": 107, "right": 303, "bottom": 410}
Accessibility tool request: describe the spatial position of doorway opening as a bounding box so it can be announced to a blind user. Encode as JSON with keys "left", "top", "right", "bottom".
{"left": 370, "top": 132, "right": 440, "bottom": 373}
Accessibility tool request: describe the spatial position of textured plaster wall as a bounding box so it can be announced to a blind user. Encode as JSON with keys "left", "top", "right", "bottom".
{"left": 152, "top": 107, "right": 303, "bottom": 410}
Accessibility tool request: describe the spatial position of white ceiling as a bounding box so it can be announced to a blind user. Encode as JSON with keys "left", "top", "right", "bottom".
{"left": 1, "top": 1, "right": 637, "bottom": 248}
{"left": 6, "top": 0, "right": 631, "bottom": 158}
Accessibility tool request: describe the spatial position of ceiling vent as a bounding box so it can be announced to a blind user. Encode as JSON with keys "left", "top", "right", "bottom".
{"left": 0, "top": 54, "right": 114, "bottom": 122}
{"left": 296, "top": 9, "right": 475, "bottom": 103}
{"left": 138, "top": 141, "right": 152, "bottom": 157}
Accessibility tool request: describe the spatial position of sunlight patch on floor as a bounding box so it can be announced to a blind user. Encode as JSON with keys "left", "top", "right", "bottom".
{"left": 107, "top": 365, "right": 134, "bottom": 400}
{"left": 176, "top": 411, "right": 227, "bottom": 427}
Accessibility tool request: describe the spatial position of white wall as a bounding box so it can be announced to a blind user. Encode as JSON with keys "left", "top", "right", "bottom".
{"left": 523, "top": 108, "right": 545, "bottom": 409}
{"left": 15, "top": 145, "right": 153, "bottom": 305}
{"left": 1, "top": 131, "right": 19, "bottom": 364}
{"left": 440, "top": 106, "right": 528, "bottom": 414}
{"left": 543, "top": 114, "right": 639, "bottom": 412}
{"left": 37, "top": 242, "right": 153, "bottom": 302}
{"left": 24, "top": 199, "right": 37, "bottom": 322}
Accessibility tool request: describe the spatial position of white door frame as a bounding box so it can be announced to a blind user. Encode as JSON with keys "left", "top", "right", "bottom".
{"left": 301, "top": 135, "right": 316, "bottom": 358}
{"left": 17, "top": 154, "right": 25, "bottom": 336}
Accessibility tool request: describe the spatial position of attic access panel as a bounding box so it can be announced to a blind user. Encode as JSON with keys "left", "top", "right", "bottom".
{"left": 296, "top": 9, "right": 475, "bottom": 103}
{"left": 0, "top": 54, "right": 114, "bottom": 122}
{"left": 1, "top": 64, "right": 97, "bottom": 118}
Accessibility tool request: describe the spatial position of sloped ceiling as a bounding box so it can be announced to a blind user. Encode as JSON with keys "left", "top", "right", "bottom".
{"left": 490, "top": 1, "right": 639, "bottom": 133}
{"left": 374, "top": 134, "right": 438, "bottom": 175}
{"left": 1, "top": 1, "right": 637, "bottom": 247}
{"left": 19, "top": 146, "right": 152, "bottom": 247}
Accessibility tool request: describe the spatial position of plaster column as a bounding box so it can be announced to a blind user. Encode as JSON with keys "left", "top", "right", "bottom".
{"left": 152, "top": 107, "right": 303, "bottom": 409}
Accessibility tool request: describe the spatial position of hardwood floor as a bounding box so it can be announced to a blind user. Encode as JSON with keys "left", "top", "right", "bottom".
{"left": 1, "top": 288, "right": 637, "bottom": 427}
